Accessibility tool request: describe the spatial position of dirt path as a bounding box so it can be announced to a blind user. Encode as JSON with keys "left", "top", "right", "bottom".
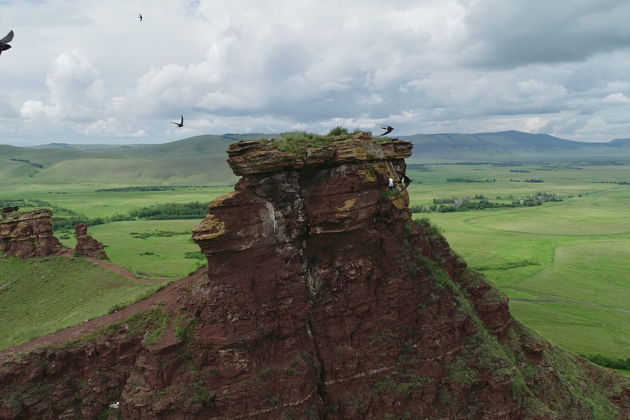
{"left": 0, "top": 267, "right": 206, "bottom": 363}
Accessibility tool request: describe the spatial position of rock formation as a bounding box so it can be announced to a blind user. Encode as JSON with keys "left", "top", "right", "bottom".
{"left": 1, "top": 133, "right": 629, "bottom": 419}
{"left": 74, "top": 223, "right": 108, "bottom": 259}
{"left": 0, "top": 208, "right": 62, "bottom": 258}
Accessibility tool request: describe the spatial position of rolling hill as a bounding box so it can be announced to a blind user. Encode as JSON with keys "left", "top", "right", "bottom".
{"left": 0, "top": 134, "right": 272, "bottom": 188}
{"left": 4, "top": 130, "right": 630, "bottom": 188}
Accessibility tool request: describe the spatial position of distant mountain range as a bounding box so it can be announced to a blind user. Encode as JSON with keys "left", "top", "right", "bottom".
{"left": 3, "top": 130, "right": 630, "bottom": 187}
{"left": 399, "top": 130, "right": 630, "bottom": 162}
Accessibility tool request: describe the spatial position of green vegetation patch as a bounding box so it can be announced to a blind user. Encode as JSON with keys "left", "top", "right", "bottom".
{"left": 128, "top": 201, "right": 209, "bottom": 220}
{"left": 412, "top": 192, "right": 562, "bottom": 214}
{"left": 60, "top": 307, "right": 172, "bottom": 354}
{"left": 371, "top": 373, "right": 433, "bottom": 396}
{"left": 269, "top": 128, "right": 368, "bottom": 154}
{"left": 142, "top": 308, "right": 171, "bottom": 346}
{"left": 270, "top": 131, "right": 337, "bottom": 154}
{"left": 582, "top": 354, "right": 630, "bottom": 373}
{"left": 175, "top": 314, "right": 198, "bottom": 342}
{"left": 544, "top": 346, "right": 624, "bottom": 418}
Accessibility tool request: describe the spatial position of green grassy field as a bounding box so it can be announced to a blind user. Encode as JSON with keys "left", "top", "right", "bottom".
{"left": 0, "top": 185, "right": 234, "bottom": 217}
{"left": 69, "top": 220, "right": 206, "bottom": 279}
{"left": 2, "top": 159, "right": 630, "bottom": 368}
{"left": 406, "top": 163, "right": 630, "bottom": 360}
{"left": 0, "top": 256, "right": 169, "bottom": 350}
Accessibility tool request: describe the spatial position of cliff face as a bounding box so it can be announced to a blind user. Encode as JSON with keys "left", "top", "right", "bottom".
{"left": 1, "top": 133, "right": 629, "bottom": 419}
{"left": 0, "top": 209, "right": 62, "bottom": 258}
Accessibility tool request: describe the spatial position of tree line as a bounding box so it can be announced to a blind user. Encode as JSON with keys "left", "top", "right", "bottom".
{"left": 582, "top": 354, "right": 630, "bottom": 371}
{"left": 47, "top": 202, "right": 210, "bottom": 231}
{"left": 411, "top": 192, "right": 563, "bottom": 213}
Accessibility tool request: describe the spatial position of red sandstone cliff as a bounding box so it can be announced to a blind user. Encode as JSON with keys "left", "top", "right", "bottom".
{"left": 1, "top": 133, "right": 629, "bottom": 419}
{"left": 0, "top": 208, "right": 62, "bottom": 258}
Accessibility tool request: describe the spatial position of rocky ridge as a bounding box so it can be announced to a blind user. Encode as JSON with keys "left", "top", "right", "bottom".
{"left": 1, "top": 133, "right": 629, "bottom": 419}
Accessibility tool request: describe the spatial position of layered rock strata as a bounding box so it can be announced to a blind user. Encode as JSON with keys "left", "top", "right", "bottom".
{"left": 0, "top": 209, "right": 62, "bottom": 258}
{"left": 74, "top": 223, "right": 108, "bottom": 259}
{"left": 1, "top": 133, "right": 629, "bottom": 419}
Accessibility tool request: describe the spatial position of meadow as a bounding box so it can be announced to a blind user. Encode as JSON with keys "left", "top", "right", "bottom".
{"left": 0, "top": 256, "right": 169, "bottom": 349}
{"left": 406, "top": 162, "right": 630, "bottom": 362}
{"left": 2, "top": 160, "right": 630, "bottom": 368}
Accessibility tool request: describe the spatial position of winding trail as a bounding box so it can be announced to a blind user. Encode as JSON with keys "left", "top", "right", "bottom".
{"left": 0, "top": 258, "right": 206, "bottom": 363}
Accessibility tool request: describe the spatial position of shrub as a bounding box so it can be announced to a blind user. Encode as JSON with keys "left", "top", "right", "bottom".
{"left": 408, "top": 253, "right": 439, "bottom": 279}
{"left": 271, "top": 132, "right": 331, "bottom": 153}
{"left": 582, "top": 354, "right": 630, "bottom": 371}
{"left": 327, "top": 126, "right": 349, "bottom": 136}
{"left": 128, "top": 202, "right": 208, "bottom": 220}
{"left": 381, "top": 189, "right": 401, "bottom": 199}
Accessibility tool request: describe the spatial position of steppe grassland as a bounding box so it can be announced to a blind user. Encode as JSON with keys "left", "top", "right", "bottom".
{"left": 78, "top": 220, "right": 206, "bottom": 279}
{"left": 3, "top": 162, "right": 630, "bottom": 363}
{"left": 407, "top": 163, "right": 630, "bottom": 359}
{"left": 0, "top": 256, "right": 169, "bottom": 350}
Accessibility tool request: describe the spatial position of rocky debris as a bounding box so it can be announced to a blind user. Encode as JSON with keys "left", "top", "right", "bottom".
{"left": 1, "top": 134, "right": 629, "bottom": 419}
{"left": 74, "top": 223, "right": 108, "bottom": 259}
{"left": 0, "top": 209, "right": 62, "bottom": 258}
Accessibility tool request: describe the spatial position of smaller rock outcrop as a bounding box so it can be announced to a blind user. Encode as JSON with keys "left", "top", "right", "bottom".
{"left": 0, "top": 209, "right": 62, "bottom": 258}
{"left": 74, "top": 223, "right": 108, "bottom": 259}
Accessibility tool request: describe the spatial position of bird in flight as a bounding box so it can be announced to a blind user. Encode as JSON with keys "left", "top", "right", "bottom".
{"left": 138, "top": 13, "right": 143, "bottom": 22}
{"left": 0, "top": 30, "right": 14, "bottom": 56}
{"left": 170, "top": 115, "right": 184, "bottom": 127}
{"left": 379, "top": 125, "right": 394, "bottom": 136}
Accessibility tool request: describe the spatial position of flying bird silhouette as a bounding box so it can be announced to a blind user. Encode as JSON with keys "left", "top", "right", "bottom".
{"left": 379, "top": 125, "right": 394, "bottom": 136}
{"left": 0, "top": 30, "right": 14, "bottom": 56}
{"left": 138, "top": 13, "right": 142, "bottom": 22}
{"left": 170, "top": 115, "right": 184, "bottom": 128}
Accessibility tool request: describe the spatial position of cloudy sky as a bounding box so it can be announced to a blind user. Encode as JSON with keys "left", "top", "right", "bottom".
{"left": 3, "top": 0, "right": 630, "bottom": 145}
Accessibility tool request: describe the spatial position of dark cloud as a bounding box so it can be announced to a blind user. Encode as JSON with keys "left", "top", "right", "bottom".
{"left": 3, "top": 0, "right": 630, "bottom": 145}
{"left": 462, "top": 0, "right": 630, "bottom": 68}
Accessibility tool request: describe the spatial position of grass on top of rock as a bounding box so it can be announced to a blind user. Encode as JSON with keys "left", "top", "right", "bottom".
{"left": 270, "top": 127, "right": 369, "bottom": 154}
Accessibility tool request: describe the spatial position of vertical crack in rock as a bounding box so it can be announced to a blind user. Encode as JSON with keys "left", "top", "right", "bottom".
{"left": 304, "top": 263, "right": 331, "bottom": 417}
{"left": 296, "top": 173, "right": 331, "bottom": 417}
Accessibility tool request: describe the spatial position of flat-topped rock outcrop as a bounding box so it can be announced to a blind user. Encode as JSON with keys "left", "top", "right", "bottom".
{"left": 227, "top": 132, "right": 412, "bottom": 175}
{"left": 0, "top": 208, "right": 62, "bottom": 258}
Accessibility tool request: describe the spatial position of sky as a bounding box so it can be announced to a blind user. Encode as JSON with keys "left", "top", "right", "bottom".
{"left": 3, "top": 0, "right": 630, "bottom": 145}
